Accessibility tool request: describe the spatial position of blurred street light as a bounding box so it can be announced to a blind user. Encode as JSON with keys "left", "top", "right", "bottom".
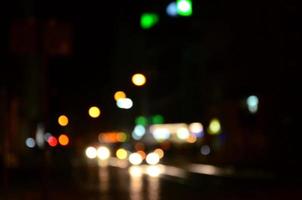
{"left": 25, "top": 137, "right": 36, "bottom": 148}
{"left": 247, "top": 95, "right": 259, "bottom": 114}
{"left": 135, "top": 116, "right": 148, "bottom": 126}
{"left": 146, "top": 152, "right": 160, "bottom": 165}
{"left": 58, "top": 134, "right": 69, "bottom": 146}
{"left": 140, "top": 13, "right": 159, "bottom": 29}
{"left": 116, "top": 148, "right": 128, "bottom": 160}
{"left": 85, "top": 146, "right": 97, "bottom": 159}
{"left": 97, "top": 146, "right": 111, "bottom": 160}
{"left": 116, "top": 98, "right": 133, "bottom": 109}
{"left": 167, "top": 2, "right": 178, "bottom": 17}
{"left": 132, "top": 73, "right": 146, "bottom": 87}
{"left": 88, "top": 106, "right": 101, "bottom": 118}
{"left": 208, "top": 118, "right": 221, "bottom": 135}
{"left": 176, "top": 0, "right": 193, "bottom": 16}
{"left": 47, "top": 136, "right": 58, "bottom": 147}
{"left": 58, "top": 114, "right": 69, "bottom": 127}
{"left": 114, "top": 91, "right": 126, "bottom": 101}
{"left": 129, "top": 152, "right": 143, "bottom": 165}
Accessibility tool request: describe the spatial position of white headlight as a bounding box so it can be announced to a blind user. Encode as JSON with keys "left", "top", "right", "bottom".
{"left": 97, "top": 146, "right": 110, "bottom": 160}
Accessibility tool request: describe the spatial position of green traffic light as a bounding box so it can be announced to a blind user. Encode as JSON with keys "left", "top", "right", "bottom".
{"left": 176, "top": 0, "right": 193, "bottom": 16}
{"left": 135, "top": 116, "right": 148, "bottom": 126}
{"left": 152, "top": 115, "right": 164, "bottom": 124}
{"left": 140, "top": 13, "right": 159, "bottom": 29}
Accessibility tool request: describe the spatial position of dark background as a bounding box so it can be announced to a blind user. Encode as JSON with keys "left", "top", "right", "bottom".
{"left": 0, "top": 0, "right": 301, "bottom": 170}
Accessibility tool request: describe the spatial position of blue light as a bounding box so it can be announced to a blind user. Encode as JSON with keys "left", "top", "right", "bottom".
{"left": 117, "top": 98, "right": 133, "bottom": 109}
{"left": 25, "top": 137, "right": 36, "bottom": 148}
{"left": 246, "top": 95, "right": 259, "bottom": 114}
{"left": 201, "top": 145, "right": 211, "bottom": 155}
{"left": 166, "top": 2, "right": 178, "bottom": 17}
{"left": 132, "top": 125, "right": 146, "bottom": 140}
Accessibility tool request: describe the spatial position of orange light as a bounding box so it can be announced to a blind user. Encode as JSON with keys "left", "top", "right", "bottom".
{"left": 48, "top": 136, "right": 58, "bottom": 147}
{"left": 137, "top": 150, "right": 146, "bottom": 159}
{"left": 154, "top": 148, "right": 164, "bottom": 159}
{"left": 58, "top": 134, "right": 69, "bottom": 146}
{"left": 134, "top": 143, "right": 145, "bottom": 151}
{"left": 114, "top": 91, "right": 126, "bottom": 101}
{"left": 98, "top": 132, "right": 128, "bottom": 143}
{"left": 187, "top": 134, "right": 197, "bottom": 143}
{"left": 58, "top": 115, "right": 69, "bottom": 126}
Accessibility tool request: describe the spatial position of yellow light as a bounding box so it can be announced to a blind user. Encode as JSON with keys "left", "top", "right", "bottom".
{"left": 154, "top": 148, "right": 164, "bottom": 159}
{"left": 116, "top": 148, "right": 128, "bottom": 160}
{"left": 114, "top": 91, "right": 126, "bottom": 101}
{"left": 58, "top": 134, "right": 69, "bottom": 146}
{"left": 131, "top": 73, "right": 146, "bottom": 86}
{"left": 208, "top": 118, "right": 221, "bottom": 135}
{"left": 88, "top": 106, "right": 101, "bottom": 118}
{"left": 58, "top": 115, "right": 69, "bottom": 127}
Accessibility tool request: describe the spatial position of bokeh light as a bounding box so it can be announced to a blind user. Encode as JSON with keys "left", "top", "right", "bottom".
{"left": 247, "top": 95, "right": 259, "bottom": 114}
{"left": 132, "top": 125, "right": 146, "bottom": 140}
{"left": 58, "top": 115, "right": 69, "bottom": 126}
{"left": 129, "top": 152, "right": 143, "bottom": 165}
{"left": 25, "top": 137, "right": 36, "bottom": 148}
{"left": 88, "top": 106, "right": 101, "bottom": 118}
{"left": 114, "top": 91, "right": 126, "bottom": 101}
{"left": 97, "top": 146, "right": 111, "bottom": 160}
{"left": 116, "top": 148, "right": 128, "bottom": 160}
{"left": 137, "top": 150, "right": 146, "bottom": 159}
{"left": 152, "top": 115, "right": 164, "bottom": 124}
{"left": 167, "top": 2, "right": 178, "bottom": 17}
{"left": 135, "top": 116, "right": 148, "bottom": 126}
{"left": 187, "top": 134, "right": 197, "bottom": 143}
{"left": 85, "top": 146, "right": 97, "bottom": 159}
{"left": 146, "top": 152, "right": 160, "bottom": 165}
{"left": 189, "top": 122, "right": 204, "bottom": 134}
{"left": 208, "top": 118, "right": 221, "bottom": 135}
{"left": 47, "top": 136, "right": 58, "bottom": 147}
{"left": 117, "top": 98, "right": 133, "bottom": 109}
{"left": 140, "top": 13, "right": 159, "bottom": 29}
{"left": 131, "top": 73, "right": 146, "bottom": 86}
{"left": 201, "top": 145, "right": 211, "bottom": 155}
{"left": 152, "top": 128, "right": 171, "bottom": 142}
{"left": 135, "top": 143, "right": 145, "bottom": 151}
{"left": 58, "top": 134, "right": 69, "bottom": 146}
{"left": 117, "top": 132, "right": 127, "bottom": 142}
{"left": 176, "top": 127, "right": 190, "bottom": 140}
{"left": 154, "top": 148, "right": 164, "bottom": 159}
{"left": 129, "top": 166, "right": 143, "bottom": 177}
{"left": 176, "top": 0, "right": 192, "bottom": 16}
{"left": 146, "top": 165, "right": 161, "bottom": 177}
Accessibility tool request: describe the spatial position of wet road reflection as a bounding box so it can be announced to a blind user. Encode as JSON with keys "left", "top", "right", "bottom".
{"left": 129, "top": 166, "right": 143, "bottom": 200}
{"left": 98, "top": 165, "right": 109, "bottom": 194}
{"left": 96, "top": 164, "right": 163, "bottom": 200}
{"left": 148, "top": 177, "right": 160, "bottom": 200}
